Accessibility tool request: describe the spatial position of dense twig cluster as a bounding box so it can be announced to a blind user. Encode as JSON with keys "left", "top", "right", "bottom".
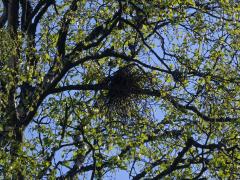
{"left": 101, "top": 64, "right": 151, "bottom": 123}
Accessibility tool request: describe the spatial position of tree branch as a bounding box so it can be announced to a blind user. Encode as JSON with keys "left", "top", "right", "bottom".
{"left": 152, "top": 138, "right": 193, "bottom": 179}
{"left": 20, "top": 0, "right": 33, "bottom": 31}
{"left": 48, "top": 82, "right": 238, "bottom": 123}
{"left": 57, "top": 0, "right": 78, "bottom": 58}
{"left": 28, "top": 0, "right": 54, "bottom": 35}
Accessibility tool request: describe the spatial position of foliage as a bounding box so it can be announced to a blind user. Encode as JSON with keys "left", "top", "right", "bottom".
{"left": 0, "top": 0, "right": 239, "bottom": 179}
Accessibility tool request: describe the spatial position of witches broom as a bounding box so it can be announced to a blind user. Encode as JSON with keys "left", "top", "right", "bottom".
{"left": 100, "top": 64, "right": 152, "bottom": 124}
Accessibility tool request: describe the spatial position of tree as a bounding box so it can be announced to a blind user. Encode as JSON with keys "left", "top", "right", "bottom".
{"left": 0, "top": 0, "right": 239, "bottom": 179}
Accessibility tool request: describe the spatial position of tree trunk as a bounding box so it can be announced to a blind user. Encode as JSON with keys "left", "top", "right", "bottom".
{"left": 6, "top": 1, "right": 25, "bottom": 179}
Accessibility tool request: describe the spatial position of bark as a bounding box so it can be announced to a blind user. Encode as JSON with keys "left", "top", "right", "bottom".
{"left": 7, "top": 0, "right": 19, "bottom": 34}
